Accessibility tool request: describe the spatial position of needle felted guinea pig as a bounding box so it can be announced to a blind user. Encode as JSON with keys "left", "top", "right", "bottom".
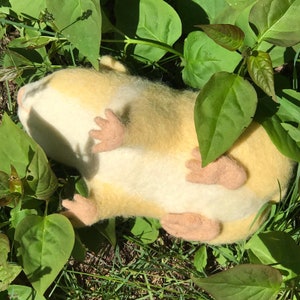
{"left": 17, "top": 56, "right": 294, "bottom": 244}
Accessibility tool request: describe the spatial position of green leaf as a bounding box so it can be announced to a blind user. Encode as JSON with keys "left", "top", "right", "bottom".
{"left": 193, "top": 264, "right": 282, "bottom": 300}
{"left": 0, "top": 233, "right": 10, "bottom": 265}
{"left": 0, "top": 234, "right": 22, "bottom": 292}
{"left": 190, "top": 0, "right": 229, "bottom": 23}
{"left": 197, "top": 24, "right": 245, "bottom": 51}
{"left": 249, "top": 0, "right": 300, "bottom": 47}
{"left": 7, "top": 285, "right": 46, "bottom": 300}
{"left": 0, "top": 114, "right": 57, "bottom": 199}
{"left": 261, "top": 116, "right": 300, "bottom": 161}
{"left": 182, "top": 31, "right": 241, "bottom": 88}
{"left": 131, "top": 217, "right": 160, "bottom": 244}
{"left": 46, "top": 0, "right": 101, "bottom": 69}
{"left": 0, "top": 171, "right": 10, "bottom": 199}
{"left": 193, "top": 245, "right": 208, "bottom": 273}
{"left": 225, "top": 0, "right": 257, "bottom": 10}
{"left": 10, "top": 204, "right": 38, "bottom": 229}
{"left": 25, "top": 149, "right": 58, "bottom": 200}
{"left": 14, "top": 214, "right": 75, "bottom": 295}
{"left": 278, "top": 89, "right": 300, "bottom": 123}
{"left": 256, "top": 98, "right": 300, "bottom": 162}
{"left": 8, "top": 36, "right": 58, "bottom": 49}
{"left": 4, "top": 0, "right": 46, "bottom": 19}
{"left": 247, "top": 50, "right": 276, "bottom": 101}
{"left": 194, "top": 72, "right": 257, "bottom": 166}
{"left": 116, "top": 0, "right": 182, "bottom": 62}
{"left": 246, "top": 232, "right": 300, "bottom": 280}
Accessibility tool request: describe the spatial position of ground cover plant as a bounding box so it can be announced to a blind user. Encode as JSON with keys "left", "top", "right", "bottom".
{"left": 0, "top": 0, "right": 300, "bottom": 299}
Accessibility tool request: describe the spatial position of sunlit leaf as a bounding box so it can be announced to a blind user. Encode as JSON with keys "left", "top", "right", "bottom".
{"left": 15, "top": 214, "right": 75, "bottom": 295}
{"left": 115, "top": 0, "right": 181, "bottom": 62}
{"left": 0, "top": 114, "right": 57, "bottom": 199}
{"left": 2, "top": 0, "right": 46, "bottom": 19}
{"left": 197, "top": 24, "right": 245, "bottom": 51}
{"left": 195, "top": 72, "right": 257, "bottom": 166}
{"left": 249, "top": 0, "right": 300, "bottom": 46}
{"left": 193, "top": 264, "right": 282, "bottom": 300}
{"left": 247, "top": 50, "right": 276, "bottom": 101}
{"left": 193, "top": 245, "right": 208, "bottom": 273}
{"left": 246, "top": 232, "right": 300, "bottom": 280}
{"left": 182, "top": 31, "right": 241, "bottom": 88}
{"left": 46, "top": 0, "right": 101, "bottom": 69}
{"left": 131, "top": 217, "right": 160, "bottom": 244}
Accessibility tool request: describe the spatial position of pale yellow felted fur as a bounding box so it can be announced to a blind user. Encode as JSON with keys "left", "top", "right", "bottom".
{"left": 17, "top": 57, "right": 294, "bottom": 244}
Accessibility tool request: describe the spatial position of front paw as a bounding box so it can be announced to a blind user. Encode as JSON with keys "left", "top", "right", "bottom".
{"left": 161, "top": 212, "right": 221, "bottom": 242}
{"left": 89, "top": 109, "right": 125, "bottom": 153}
{"left": 61, "top": 194, "right": 98, "bottom": 227}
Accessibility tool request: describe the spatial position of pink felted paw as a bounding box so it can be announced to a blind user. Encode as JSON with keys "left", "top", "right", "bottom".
{"left": 161, "top": 212, "right": 221, "bottom": 242}
{"left": 186, "top": 148, "right": 247, "bottom": 189}
{"left": 89, "top": 109, "right": 125, "bottom": 153}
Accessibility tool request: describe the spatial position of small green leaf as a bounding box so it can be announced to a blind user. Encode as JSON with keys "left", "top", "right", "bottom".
{"left": 116, "top": 0, "right": 182, "bottom": 62}
{"left": 247, "top": 50, "right": 276, "bottom": 101}
{"left": 7, "top": 285, "right": 46, "bottom": 300}
{"left": 131, "top": 217, "right": 160, "bottom": 244}
{"left": 249, "top": 0, "right": 300, "bottom": 47}
{"left": 46, "top": 0, "right": 101, "bottom": 69}
{"left": 25, "top": 149, "right": 58, "bottom": 200}
{"left": 193, "top": 264, "right": 282, "bottom": 300}
{"left": 193, "top": 245, "right": 208, "bottom": 273}
{"left": 197, "top": 24, "right": 245, "bottom": 51}
{"left": 0, "top": 233, "right": 10, "bottom": 265}
{"left": 182, "top": 31, "right": 241, "bottom": 88}
{"left": 15, "top": 214, "right": 75, "bottom": 295}
{"left": 0, "top": 171, "right": 10, "bottom": 200}
{"left": 8, "top": 36, "right": 58, "bottom": 49}
{"left": 195, "top": 72, "right": 257, "bottom": 166}
{"left": 0, "top": 234, "right": 22, "bottom": 292}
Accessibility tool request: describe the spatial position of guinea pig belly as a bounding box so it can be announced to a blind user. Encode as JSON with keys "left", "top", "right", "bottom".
{"left": 96, "top": 149, "right": 263, "bottom": 223}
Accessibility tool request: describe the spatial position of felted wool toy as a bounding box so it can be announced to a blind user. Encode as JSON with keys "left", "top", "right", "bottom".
{"left": 17, "top": 56, "right": 294, "bottom": 244}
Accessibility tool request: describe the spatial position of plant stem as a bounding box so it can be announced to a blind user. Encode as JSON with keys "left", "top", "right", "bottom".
{"left": 102, "top": 38, "right": 183, "bottom": 58}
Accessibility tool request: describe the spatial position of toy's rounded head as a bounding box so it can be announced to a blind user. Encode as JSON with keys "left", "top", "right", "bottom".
{"left": 17, "top": 69, "right": 102, "bottom": 177}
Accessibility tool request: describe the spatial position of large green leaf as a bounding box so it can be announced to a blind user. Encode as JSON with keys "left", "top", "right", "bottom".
{"left": 115, "top": 0, "right": 181, "bottom": 62}
{"left": 246, "top": 232, "right": 300, "bottom": 280}
{"left": 0, "top": 114, "right": 57, "bottom": 199}
{"left": 46, "top": 0, "right": 101, "bottom": 69}
{"left": 193, "top": 264, "right": 282, "bottom": 300}
{"left": 247, "top": 50, "right": 276, "bottom": 101}
{"left": 2, "top": 0, "right": 46, "bottom": 19}
{"left": 182, "top": 31, "right": 241, "bottom": 88}
{"left": 190, "top": 0, "right": 229, "bottom": 23}
{"left": 194, "top": 72, "right": 257, "bottom": 166}
{"left": 249, "top": 0, "right": 300, "bottom": 47}
{"left": 15, "top": 214, "right": 75, "bottom": 295}
{"left": 198, "top": 24, "right": 245, "bottom": 51}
